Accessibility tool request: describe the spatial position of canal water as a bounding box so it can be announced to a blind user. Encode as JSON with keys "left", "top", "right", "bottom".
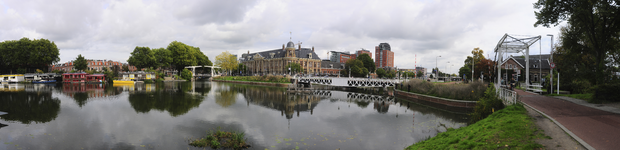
{"left": 0, "top": 82, "right": 467, "bottom": 150}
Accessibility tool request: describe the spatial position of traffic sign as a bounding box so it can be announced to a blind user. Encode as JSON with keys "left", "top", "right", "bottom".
{"left": 550, "top": 62, "right": 556, "bottom": 69}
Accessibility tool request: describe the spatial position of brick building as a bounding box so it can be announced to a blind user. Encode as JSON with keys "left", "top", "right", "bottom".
{"left": 500, "top": 55, "right": 550, "bottom": 82}
{"left": 375, "top": 43, "right": 394, "bottom": 68}
{"left": 330, "top": 49, "right": 372, "bottom": 63}
{"left": 320, "top": 60, "right": 345, "bottom": 76}
{"left": 50, "top": 59, "right": 137, "bottom": 72}
{"left": 240, "top": 41, "right": 322, "bottom": 75}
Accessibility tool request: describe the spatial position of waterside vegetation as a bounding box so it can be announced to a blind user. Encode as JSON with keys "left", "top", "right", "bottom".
{"left": 398, "top": 79, "right": 486, "bottom": 101}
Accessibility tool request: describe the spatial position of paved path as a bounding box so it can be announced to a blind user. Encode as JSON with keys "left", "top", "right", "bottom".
{"left": 516, "top": 89, "right": 620, "bottom": 150}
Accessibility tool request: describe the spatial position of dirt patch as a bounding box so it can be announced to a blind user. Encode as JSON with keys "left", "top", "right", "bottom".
{"left": 524, "top": 106, "right": 586, "bottom": 150}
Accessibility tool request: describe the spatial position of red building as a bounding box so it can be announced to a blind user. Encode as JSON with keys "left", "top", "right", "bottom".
{"left": 62, "top": 73, "right": 89, "bottom": 83}
{"left": 375, "top": 43, "right": 394, "bottom": 68}
{"left": 351, "top": 49, "right": 372, "bottom": 60}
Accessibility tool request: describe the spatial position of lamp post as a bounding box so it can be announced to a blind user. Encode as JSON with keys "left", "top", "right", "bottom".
{"left": 436, "top": 55, "right": 441, "bottom": 81}
{"left": 547, "top": 34, "right": 554, "bottom": 94}
{"left": 446, "top": 61, "right": 449, "bottom": 80}
{"left": 472, "top": 56, "right": 474, "bottom": 82}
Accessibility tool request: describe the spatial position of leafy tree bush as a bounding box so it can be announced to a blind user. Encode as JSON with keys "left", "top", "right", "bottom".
{"left": 593, "top": 83, "right": 620, "bottom": 103}
{"left": 469, "top": 85, "right": 505, "bottom": 123}
{"left": 570, "top": 78, "right": 593, "bottom": 94}
{"left": 74, "top": 54, "right": 87, "bottom": 71}
{"left": 181, "top": 69, "right": 192, "bottom": 81}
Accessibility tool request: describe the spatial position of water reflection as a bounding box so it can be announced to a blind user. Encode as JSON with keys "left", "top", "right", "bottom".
{"left": 127, "top": 82, "right": 209, "bottom": 117}
{"left": 0, "top": 82, "right": 468, "bottom": 150}
{"left": 0, "top": 87, "right": 60, "bottom": 124}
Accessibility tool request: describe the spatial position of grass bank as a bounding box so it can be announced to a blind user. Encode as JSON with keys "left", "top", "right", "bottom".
{"left": 549, "top": 93, "right": 593, "bottom": 102}
{"left": 406, "top": 104, "right": 544, "bottom": 149}
{"left": 213, "top": 75, "right": 291, "bottom": 84}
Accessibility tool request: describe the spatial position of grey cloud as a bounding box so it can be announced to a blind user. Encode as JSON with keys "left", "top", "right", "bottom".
{"left": 172, "top": 0, "right": 257, "bottom": 25}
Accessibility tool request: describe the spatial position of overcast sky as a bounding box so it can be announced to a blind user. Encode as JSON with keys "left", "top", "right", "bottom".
{"left": 0, "top": 0, "right": 563, "bottom": 74}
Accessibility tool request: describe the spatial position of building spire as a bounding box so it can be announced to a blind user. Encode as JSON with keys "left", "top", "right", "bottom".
{"left": 290, "top": 32, "right": 292, "bottom": 41}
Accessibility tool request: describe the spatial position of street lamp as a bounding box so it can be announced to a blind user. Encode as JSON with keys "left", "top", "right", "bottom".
{"left": 446, "top": 61, "right": 449, "bottom": 80}
{"left": 547, "top": 34, "right": 554, "bottom": 94}
{"left": 436, "top": 55, "right": 441, "bottom": 81}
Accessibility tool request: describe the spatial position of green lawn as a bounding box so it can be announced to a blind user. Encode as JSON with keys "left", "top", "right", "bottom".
{"left": 549, "top": 93, "right": 594, "bottom": 102}
{"left": 406, "top": 104, "right": 545, "bottom": 150}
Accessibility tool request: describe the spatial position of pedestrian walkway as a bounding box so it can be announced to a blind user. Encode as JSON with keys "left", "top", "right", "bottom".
{"left": 516, "top": 89, "right": 620, "bottom": 150}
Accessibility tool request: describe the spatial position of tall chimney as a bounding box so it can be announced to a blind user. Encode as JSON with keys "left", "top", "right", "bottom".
{"left": 298, "top": 44, "right": 301, "bottom": 51}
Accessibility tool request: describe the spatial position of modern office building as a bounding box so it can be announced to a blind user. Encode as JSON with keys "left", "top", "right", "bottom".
{"left": 375, "top": 43, "right": 394, "bottom": 68}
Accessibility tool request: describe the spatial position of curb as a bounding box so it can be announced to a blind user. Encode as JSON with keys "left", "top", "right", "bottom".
{"left": 520, "top": 101, "right": 595, "bottom": 150}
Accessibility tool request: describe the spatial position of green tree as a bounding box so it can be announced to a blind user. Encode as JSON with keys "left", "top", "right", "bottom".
{"left": 181, "top": 68, "right": 192, "bottom": 81}
{"left": 357, "top": 53, "right": 376, "bottom": 73}
{"left": 534, "top": 0, "right": 620, "bottom": 85}
{"left": 285, "top": 63, "right": 304, "bottom": 74}
{"left": 74, "top": 54, "right": 87, "bottom": 72}
{"left": 459, "top": 66, "right": 472, "bottom": 80}
{"left": 233, "top": 63, "right": 247, "bottom": 75}
{"left": 152, "top": 48, "right": 172, "bottom": 69}
{"left": 122, "top": 64, "right": 129, "bottom": 72}
{"left": 215, "top": 51, "right": 238, "bottom": 75}
{"left": 168, "top": 41, "right": 197, "bottom": 72}
{"left": 376, "top": 68, "right": 386, "bottom": 78}
{"left": 127, "top": 46, "right": 155, "bottom": 70}
{"left": 416, "top": 70, "right": 424, "bottom": 78}
{"left": 340, "top": 59, "right": 368, "bottom": 77}
{"left": 0, "top": 38, "right": 60, "bottom": 73}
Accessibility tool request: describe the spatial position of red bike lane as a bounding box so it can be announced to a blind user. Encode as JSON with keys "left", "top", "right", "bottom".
{"left": 516, "top": 90, "right": 620, "bottom": 150}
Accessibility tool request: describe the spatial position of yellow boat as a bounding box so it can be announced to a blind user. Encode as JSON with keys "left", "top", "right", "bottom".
{"left": 113, "top": 80, "right": 134, "bottom": 84}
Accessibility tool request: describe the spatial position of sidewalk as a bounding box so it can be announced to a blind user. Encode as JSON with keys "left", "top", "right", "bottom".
{"left": 516, "top": 89, "right": 620, "bottom": 150}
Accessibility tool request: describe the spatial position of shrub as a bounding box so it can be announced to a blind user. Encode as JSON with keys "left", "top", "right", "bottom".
{"left": 156, "top": 78, "right": 164, "bottom": 82}
{"left": 469, "top": 85, "right": 505, "bottom": 123}
{"left": 592, "top": 83, "right": 620, "bottom": 103}
{"left": 181, "top": 69, "right": 192, "bottom": 81}
{"left": 402, "top": 79, "right": 487, "bottom": 101}
{"left": 144, "top": 79, "right": 153, "bottom": 84}
{"left": 569, "top": 78, "right": 592, "bottom": 94}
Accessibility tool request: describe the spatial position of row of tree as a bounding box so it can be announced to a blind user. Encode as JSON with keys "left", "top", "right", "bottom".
{"left": 127, "top": 41, "right": 212, "bottom": 73}
{"left": 340, "top": 53, "right": 375, "bottom": 77}
{"left": 0, "top": 37, "right": 60, "bottom": 74}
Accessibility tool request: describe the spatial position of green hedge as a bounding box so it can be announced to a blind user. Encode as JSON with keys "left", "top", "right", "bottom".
{"left": 593, "top": 83, "right": 620, "bottom": 102}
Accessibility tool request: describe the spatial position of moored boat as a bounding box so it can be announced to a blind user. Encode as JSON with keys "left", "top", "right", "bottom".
{"left": 113, "top": 80, "right": 134, "bottom": 84}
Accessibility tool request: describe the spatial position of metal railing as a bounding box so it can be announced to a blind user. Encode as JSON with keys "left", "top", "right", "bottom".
{"left": 496, "top": 84, "right": 518, "bottom": 105}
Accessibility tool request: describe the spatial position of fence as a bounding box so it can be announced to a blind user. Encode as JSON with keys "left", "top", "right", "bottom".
{"left": 496, "top": 84, "right": 518, "bottom": 105}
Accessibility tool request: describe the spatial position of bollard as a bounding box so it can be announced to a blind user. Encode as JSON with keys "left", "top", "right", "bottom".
{"left": 408, "top": 85, "right": 411, "bottom": 92}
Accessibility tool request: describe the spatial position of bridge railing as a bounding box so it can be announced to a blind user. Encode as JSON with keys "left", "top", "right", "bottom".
{"left": 495, "top": 84, "right": 517, "bottom": 105}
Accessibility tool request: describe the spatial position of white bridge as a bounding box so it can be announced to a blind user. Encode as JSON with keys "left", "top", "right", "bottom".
{"left": 184, "top": 65, "right": 221, "bottom": 80}
{"left": 295, "top": 77, "right": 403, "bottom": 88}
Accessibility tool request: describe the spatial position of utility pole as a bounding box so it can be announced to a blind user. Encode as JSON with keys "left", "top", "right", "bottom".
{"left": 472, "top": 56, "right": 474, "bottom": 82}
{"left": 547, "top": 34, "right": 554, "bottom": 94}
{"left": 436, "top": 55, "right": 441, "bottom": 81}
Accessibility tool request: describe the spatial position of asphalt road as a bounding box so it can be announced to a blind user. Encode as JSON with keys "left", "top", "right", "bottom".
{"left": 517, "top": 90, "right": 620, "bottom": 150}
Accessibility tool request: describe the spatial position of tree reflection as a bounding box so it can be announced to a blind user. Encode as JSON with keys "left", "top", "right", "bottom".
{"left": 215, "top": 85, "right": 239, "bottom": 108}
{"left": 0, "top": 91, "right": 60, "bottom": 124}
{"left": 128, "top": 83, "right": 206, "bottom": 117}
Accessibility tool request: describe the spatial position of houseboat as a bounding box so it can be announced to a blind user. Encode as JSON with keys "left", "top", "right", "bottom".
{"left": 86, "top": 74, "right": 106, "bottom": 83}
{"left": 62, "top": 73, "right": 89, "bottom": 83}
{"left": 0, "top": 74, "right": 25, "bottom": 83}
{"left": 119, "top": 72, "right": 155, "bottom": 81}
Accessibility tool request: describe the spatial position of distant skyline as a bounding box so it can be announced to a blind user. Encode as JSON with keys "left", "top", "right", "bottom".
{"left": 0, "top": 0, "right": 563, "bottom": 74}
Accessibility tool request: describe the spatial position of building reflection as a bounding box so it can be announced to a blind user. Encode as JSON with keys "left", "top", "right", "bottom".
{"left": 239, "top": 85, "right": 321, "bottom": 119}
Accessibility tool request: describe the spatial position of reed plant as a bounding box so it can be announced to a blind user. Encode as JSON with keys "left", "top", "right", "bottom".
{"left": 400, "top": 79, "right": 486, "bottom": 101}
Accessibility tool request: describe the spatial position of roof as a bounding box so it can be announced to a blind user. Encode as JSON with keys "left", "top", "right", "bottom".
{"left": 241, "top": 48, "right": 321, "bottom": 61}
{"left": 503, "top": 55, "right": 550, "bottom": 69}
{"left": 321, "top": 61, "right": 345, "bottom": 69}
{"left": 87, "top": 74, "right": 106, "bottom": 77}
